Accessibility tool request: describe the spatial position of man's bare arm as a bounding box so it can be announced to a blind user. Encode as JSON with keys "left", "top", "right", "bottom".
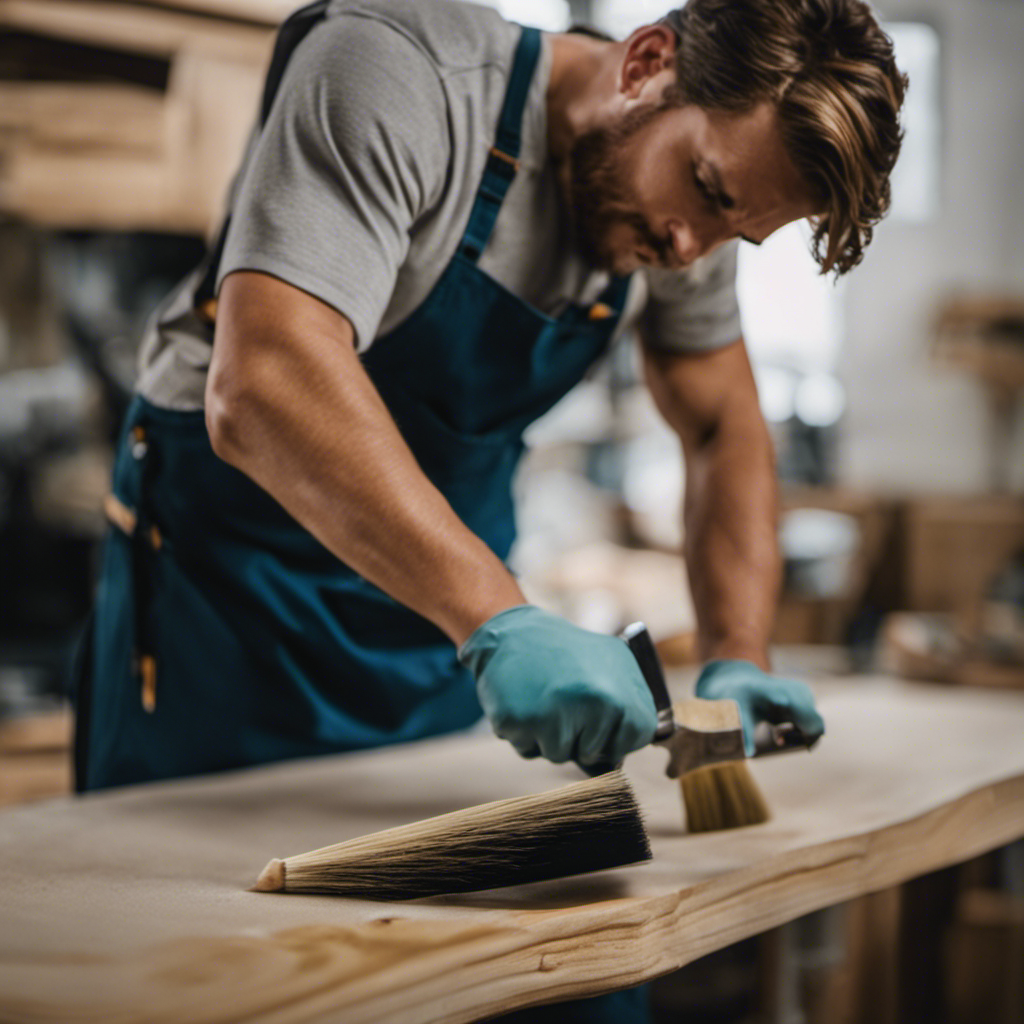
{"left": 206, "top": 270, "right": 526, "bottom": 646}
{"left": 641, "top": 335, "right": 779, "bottom": 670}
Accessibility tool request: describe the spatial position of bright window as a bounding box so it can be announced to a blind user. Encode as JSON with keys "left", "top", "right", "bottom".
{"left": 590, "top": 0, "right": 672, "bottom": 38}
{"left": 884, "top": 21, "right": 942, "bottom": 222}
{"left": 472, "top": 0, "right": 571, "bottom": 31}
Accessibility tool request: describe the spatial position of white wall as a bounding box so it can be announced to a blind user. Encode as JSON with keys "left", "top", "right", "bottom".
{"left": 838, "top": 0, "right": 1024, "bottom": 493}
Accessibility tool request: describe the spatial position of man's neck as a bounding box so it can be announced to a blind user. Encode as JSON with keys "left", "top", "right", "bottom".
{"left": 546, "top": 32, "right": 621, "bottom": 164}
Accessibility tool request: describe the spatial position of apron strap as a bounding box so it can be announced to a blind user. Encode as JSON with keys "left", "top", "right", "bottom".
{"left": 459, "top": 26, "right": 542, "bottom": 263}
{"left": 193, "top": 0, "right": 331, "bottom": 315}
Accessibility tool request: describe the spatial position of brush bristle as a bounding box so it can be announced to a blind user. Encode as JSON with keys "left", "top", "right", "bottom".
{"left": 259, "top": 770, "right": 651, "bottom": 900}
{"left": 251, "top": 858, "right": 286, "bottom": 892}
{"left": 680, "top": 761, "right": 770, "bottom": 832}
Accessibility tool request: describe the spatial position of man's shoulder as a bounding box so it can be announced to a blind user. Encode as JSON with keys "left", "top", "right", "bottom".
{"left": 323, "top": 0, "right": 519, "bottom": 73}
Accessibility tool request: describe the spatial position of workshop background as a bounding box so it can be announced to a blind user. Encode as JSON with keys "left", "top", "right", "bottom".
{"left": 1, "top": 0, "right": 1022, "bottom": 1022}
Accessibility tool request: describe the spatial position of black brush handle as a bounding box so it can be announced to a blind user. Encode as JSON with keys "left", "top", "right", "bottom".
{"left": 753, "top": 720, "right": 819, "bottom": 756}
{"left": 620, "top": 622, "right": 675, "bottom": 742}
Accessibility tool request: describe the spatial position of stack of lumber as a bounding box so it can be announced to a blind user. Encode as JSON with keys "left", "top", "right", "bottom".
{"left": 0, "top": 0, "right": 295, "bottom": 234}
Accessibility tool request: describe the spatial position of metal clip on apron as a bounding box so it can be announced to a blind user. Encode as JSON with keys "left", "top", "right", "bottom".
{"left": 77, "top": 19, "right": 633, "bottom": 793}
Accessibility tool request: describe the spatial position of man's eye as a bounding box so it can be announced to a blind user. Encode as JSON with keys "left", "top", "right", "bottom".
{"left": 693, "top": 170, "right": 719, "bottom": 208}
{"left": 693, "top": 166, "right": 736, "bottom": 212}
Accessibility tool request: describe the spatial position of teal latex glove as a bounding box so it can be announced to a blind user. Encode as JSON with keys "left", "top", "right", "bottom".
{"left": 458, "top": 605, "right": 658, "bottom": 768}
{"left": 695, "top": 659, "right": 826, "bottom": 756}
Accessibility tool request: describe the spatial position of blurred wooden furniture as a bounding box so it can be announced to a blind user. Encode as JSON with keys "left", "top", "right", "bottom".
{"left": 0, "top": 708, "right": 72, "bottom": 806}
{"left": 774, "top": 487, "right": 893, "bottom": 644}
{"left": 879, "top": 496, "right": 1024, "bottom": 689}
{"left": 934, "top": 295, "right": 1024, "bottom": 492}
{"left": 0, "top": 0, "right": 295, "bottom": 234}
{"left": 945, "top": 885, "right": 1024, "bottom": 1024}
{"left": 2, "top": 678, "right": 1024, "bottom": 1023}
{"left": 902, "top": 495, "right": 1024, "bottom": 624}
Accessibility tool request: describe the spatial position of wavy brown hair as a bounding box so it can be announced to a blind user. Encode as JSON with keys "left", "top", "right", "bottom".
{"left": 660, "top": 0, "right": 907, "bottom": 275}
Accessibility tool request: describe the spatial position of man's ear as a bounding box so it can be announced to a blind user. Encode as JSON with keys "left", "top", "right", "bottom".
{"left": 618, "top": 24, "right": 677, "bottom": 100}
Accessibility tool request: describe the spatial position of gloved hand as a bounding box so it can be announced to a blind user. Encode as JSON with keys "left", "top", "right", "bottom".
{"left": 458, "top": 605, "right": 658, "bottom": 768}
{"left": 695, "top": 659, "right": 825, "bottom": 756}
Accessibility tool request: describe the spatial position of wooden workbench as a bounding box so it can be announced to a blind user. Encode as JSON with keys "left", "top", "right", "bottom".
{"left": 2, "top": 677, "right": 1024, "bottom": 1023}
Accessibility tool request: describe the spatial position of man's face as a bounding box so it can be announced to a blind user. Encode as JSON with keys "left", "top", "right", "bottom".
{"left": 569, "top": 98, "right": 818, "bottom": 275}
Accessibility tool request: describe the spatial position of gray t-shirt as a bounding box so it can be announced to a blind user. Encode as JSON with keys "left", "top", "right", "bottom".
{"left": 137, "top": 0, "right": 742, "bottom": 410}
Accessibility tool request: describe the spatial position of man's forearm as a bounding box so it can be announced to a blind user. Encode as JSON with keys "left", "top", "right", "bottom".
{"left": 207, "top": 272, "right": 526, "bottom": 646}
{"left": 683, "top": 415, "right": 780, "bottom": 671}
{"left": 640, "top": 337, "right": 780, "bottom": 670}
{"left": 642, "top": 339, "right": 823, "bottom": 745}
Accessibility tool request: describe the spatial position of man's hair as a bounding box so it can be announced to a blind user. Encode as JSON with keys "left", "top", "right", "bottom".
{"left": 661, "top": 0, "right": 907, "bottom": 275}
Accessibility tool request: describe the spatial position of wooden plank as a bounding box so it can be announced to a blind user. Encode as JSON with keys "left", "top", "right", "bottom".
{"left": 0, "top": 0, "right": 275, "bottom": 62}
{"left": 0, "top": 83, "right": 165, "bottom": 152}
{"left": 0, "top": 148, "right": 182, "bottom": 230}
{"left": 1, "top": 678, "right": 1024, "bottom": 1023}
{"left": 165, "top": 48, "right": 264, "bottom": 234}
{"left": 134, "top": 0, "right": 296, "bottom": 26}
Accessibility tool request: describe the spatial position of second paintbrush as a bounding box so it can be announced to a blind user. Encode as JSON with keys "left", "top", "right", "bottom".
{"left": 620, "top": 622, "right": 820, "bottom": 831}
{"left": 251, "top": 768, "right": 650, "bottom": 900}
{"left": 620, "top": 622, "right": 819, "bottom": 779}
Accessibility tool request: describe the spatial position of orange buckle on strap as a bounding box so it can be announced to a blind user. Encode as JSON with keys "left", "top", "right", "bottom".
{"left": 489, "top": 146, "right": 519, "bottom": 171}
{"left": 140, "top": 655, "right": 157, "bottom": 713}
{"left": 104, "top": 493, "right": 137, "bottom": 537}
{"left": 197, "top": 297, "right": 218, "bottom": 325}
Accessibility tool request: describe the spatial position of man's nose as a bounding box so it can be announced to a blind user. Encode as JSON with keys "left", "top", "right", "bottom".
{"left": 668, "top": 221, "right": 705, "bottom": 266}
{"left": 669, "top": 220, "right": 733, "bottom": 267}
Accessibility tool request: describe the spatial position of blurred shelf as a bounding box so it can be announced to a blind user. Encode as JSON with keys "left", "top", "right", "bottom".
{"left": 0, "top": 0, "right": 280, "bottom": 233}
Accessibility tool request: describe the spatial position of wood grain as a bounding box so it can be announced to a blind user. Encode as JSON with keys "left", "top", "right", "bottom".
{"left": 1, "top": 678, "right": 1024, "bottom": 1023}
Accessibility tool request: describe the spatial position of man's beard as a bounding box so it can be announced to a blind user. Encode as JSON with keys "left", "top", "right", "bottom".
{"left": 567, "top": 104, "right": 673, "bottom": 272}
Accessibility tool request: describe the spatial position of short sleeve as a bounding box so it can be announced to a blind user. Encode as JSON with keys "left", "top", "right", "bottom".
{"left": 639, "top": 240, "right": 743, "bottom": 353}
{"left": 216, "top": 15, "right": 451, "bottom": 350}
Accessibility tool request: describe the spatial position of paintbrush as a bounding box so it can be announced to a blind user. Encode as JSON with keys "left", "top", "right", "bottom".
{"left": 251, "top": 768, "right": 650, "bottom": 900}
{"left": 621, "top": 622, "right": 818, "bottom": 832}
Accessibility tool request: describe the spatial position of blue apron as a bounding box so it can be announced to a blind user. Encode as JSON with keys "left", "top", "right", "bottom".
{"left": 75, "top": 21, "right": 630, "bottom": 791}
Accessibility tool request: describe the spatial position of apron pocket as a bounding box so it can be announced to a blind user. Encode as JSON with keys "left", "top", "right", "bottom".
{"left": 386, "top": 396, "right": 522, "bottom": 557}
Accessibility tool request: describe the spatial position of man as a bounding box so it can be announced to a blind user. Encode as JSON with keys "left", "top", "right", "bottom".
{"left": 75, "top": 0, "right": 903, "bottom": 1012}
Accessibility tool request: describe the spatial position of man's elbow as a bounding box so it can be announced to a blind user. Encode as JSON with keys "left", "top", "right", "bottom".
{"left": 725, "top": 406, "right": 777, "bottom": 480}
{"left": 205, "top": 381, "right": 231, "bottom": 462}
{"left": 687, "top": 399, "right": 776, "bottom": 476}
{"left": 205, "top": 361, "right": 260, "bottom": 468}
